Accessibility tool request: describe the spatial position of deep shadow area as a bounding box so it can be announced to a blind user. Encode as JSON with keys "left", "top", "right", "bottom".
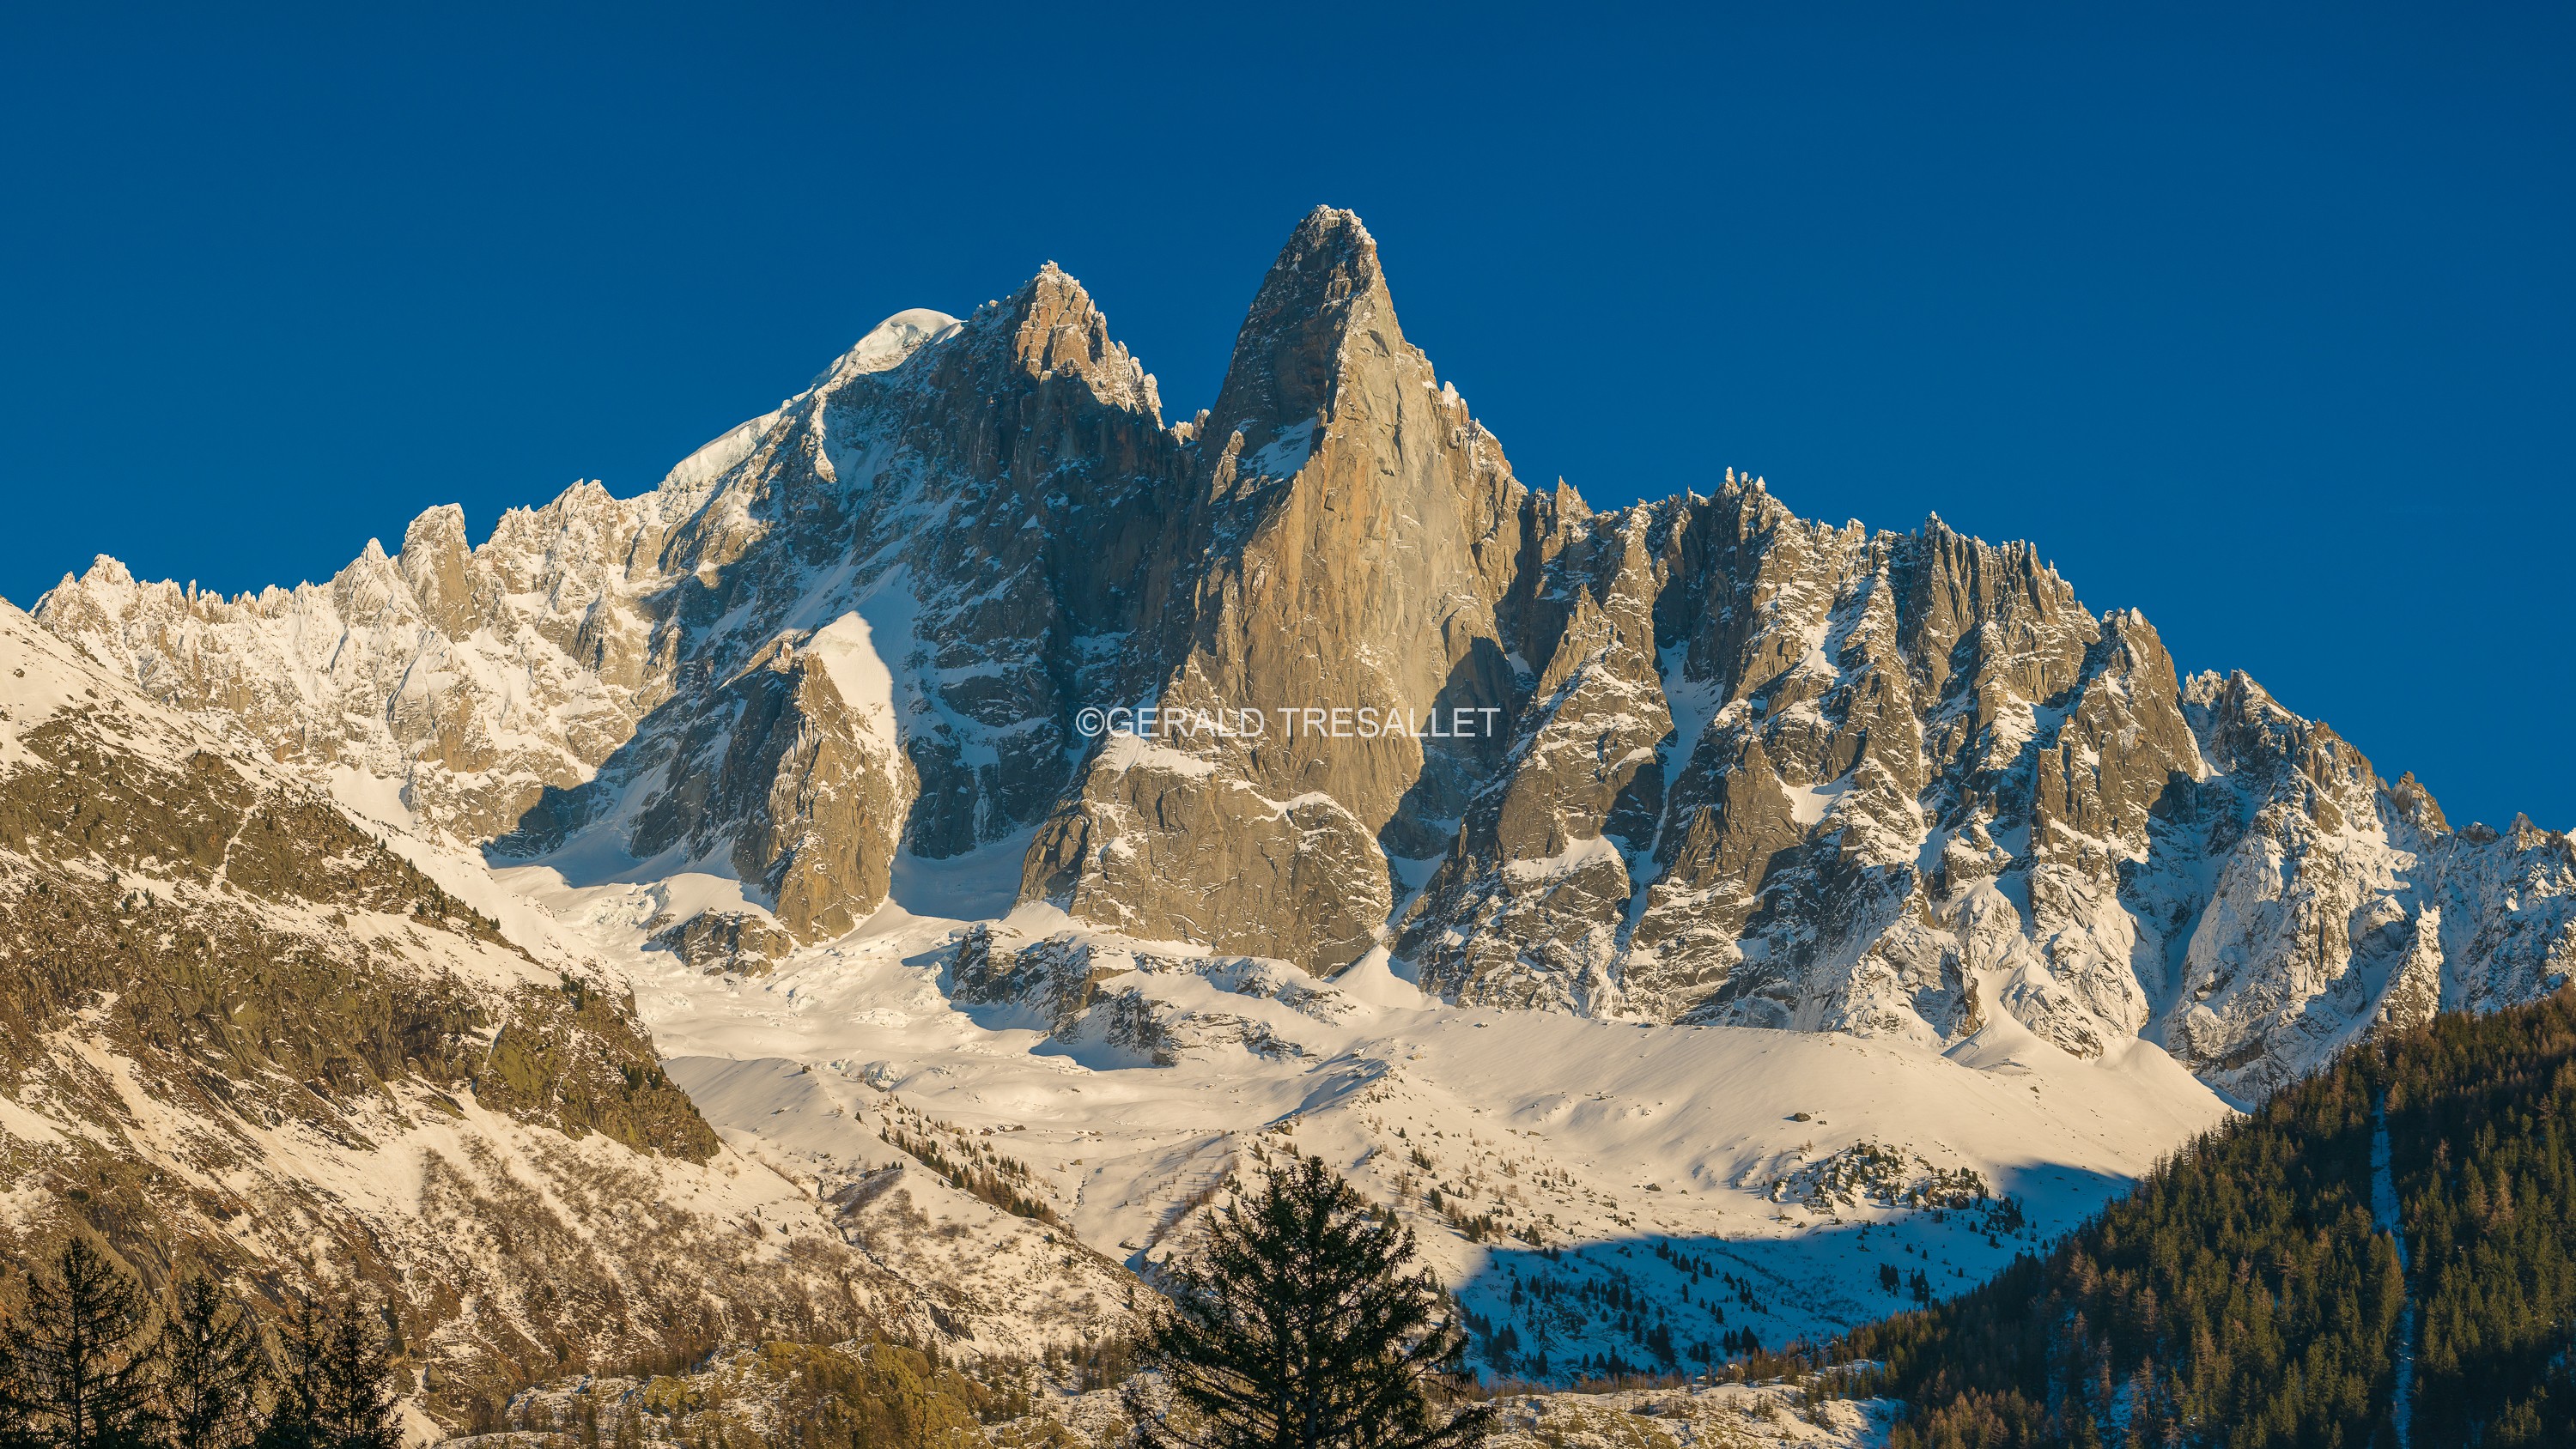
{"left": 1451, "top": 1156, "right": 2126, "bottom": 1383}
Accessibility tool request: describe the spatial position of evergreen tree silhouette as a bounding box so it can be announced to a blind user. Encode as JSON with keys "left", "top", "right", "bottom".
{"left": 255, "top": 1300, "right": 396, "bottom": 1449}
{"left": 1127, "top": 1155, "right": 1492, "bottom": 1449}
{"left": 5, "top": 1240, "right": 163, "bottom": 1449}
{"left": 158, "top": 1278, "right": 268, "bottom": 1449}
{"left": 0, "top": 1305, "right": 37, "bottom": 1449}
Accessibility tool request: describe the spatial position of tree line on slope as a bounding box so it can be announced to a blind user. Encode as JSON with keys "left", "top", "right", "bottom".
{"left": 457, "top": 1157, "right": 1481, "bottom": 1449}
{"left": 1838, "top": 988, "right": 2576, "bottom": 1448}
{"left": 0, "top": 1240, "right": 397, "bottom": 1449}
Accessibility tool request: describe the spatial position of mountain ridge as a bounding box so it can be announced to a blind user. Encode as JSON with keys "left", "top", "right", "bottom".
{"left": 31, "top": 204, "right": 2574, "bottom": 1103}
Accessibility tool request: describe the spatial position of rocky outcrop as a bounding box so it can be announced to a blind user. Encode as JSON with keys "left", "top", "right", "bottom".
{"left": 1024, "top": 208, "right": 1529, "bottom": 973}
{"left": 645, "top": 907, "right": 793, "bottom": 976}
{"left": 950, "top": 924, "right": 1345, "bottom": 1065}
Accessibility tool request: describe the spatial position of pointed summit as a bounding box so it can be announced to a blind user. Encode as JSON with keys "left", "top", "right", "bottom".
{"left": 908, "top": 262, "right": 1163, "bottom": 421}
{"left": 1026, "top": 207, "right": 1532, "bottom": 974}
{"left": 1209, "top": 207, "right": 1396, "bottom": 446}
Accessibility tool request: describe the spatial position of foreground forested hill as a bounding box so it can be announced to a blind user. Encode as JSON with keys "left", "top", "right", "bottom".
{"left": 1845, "top": 989, "right": 2576, "bottom": 1448}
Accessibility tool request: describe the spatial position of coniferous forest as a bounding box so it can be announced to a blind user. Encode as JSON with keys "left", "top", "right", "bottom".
{"left": 0, "top": 1240, "right": 398, "bottom": 1449}
{"left": 1842, "top": 989, "right": 2576, "bottom": 1448}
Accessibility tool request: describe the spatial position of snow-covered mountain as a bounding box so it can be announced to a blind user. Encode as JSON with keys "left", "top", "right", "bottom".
{"left": 13, "top": 207, "right": 2574, "bottom": 1405}
{"left": 39, "top": 207, "right": 2571, "bottom": 1100}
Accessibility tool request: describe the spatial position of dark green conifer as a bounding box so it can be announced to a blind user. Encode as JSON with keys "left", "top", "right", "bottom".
{"left": 1128, "top": 1155, "right": 1492, "bottom": 1449}
{"left": 6, "top": 1240, "right": 164, "bottom": 1449}
{"left": 0, "top": 1309, "right": 36, "bottom": 1449}
{"left": 255, "top": 1300, "right": 397, "bottom": 1449}
{"left": 158, "top": 1277, "right": 268, "bottom": 1449}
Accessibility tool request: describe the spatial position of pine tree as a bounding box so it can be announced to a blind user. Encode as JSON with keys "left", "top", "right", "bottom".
{"left": 0, "top": 1310, "right": 37, "bottom": 1449}
{"left": 7, "top": 1240, "right": 164, "bottom": 1449}
{"left": 256, "top": 1299, "right": 398, "bottom": 1449}
{"left": 1127, "top": 1155, "right": 1492, "bottom": 1449}
{"left": 159, "top": 1277, "right": 268, "bottom": 1449}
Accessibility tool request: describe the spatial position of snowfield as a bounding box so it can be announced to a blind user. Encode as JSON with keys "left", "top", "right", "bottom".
{"left": 486, "top": 823, "right": 2231, "bottom": 1374}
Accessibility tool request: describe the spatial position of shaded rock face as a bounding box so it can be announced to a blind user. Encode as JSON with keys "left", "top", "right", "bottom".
{"left": 34, "top": 208, "right": 2576, "bottom": 1098}
{"left": 477, "top": 280, "right": 1187, "bottom": 946}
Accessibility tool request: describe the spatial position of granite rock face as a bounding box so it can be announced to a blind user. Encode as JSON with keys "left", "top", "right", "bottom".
{"left": 1392, "top": 475, "right": 2574, "bottom": 1099}
{"left": 1024, "top": 209, "right": 1528, "bottom": 972}
{"left": 35, "top": 208, "right": 2576, "bottom": 1099}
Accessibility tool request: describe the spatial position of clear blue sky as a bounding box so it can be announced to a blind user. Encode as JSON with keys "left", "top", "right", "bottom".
{"left": 4, "top": 4, "right": 2569, "bottom": 828}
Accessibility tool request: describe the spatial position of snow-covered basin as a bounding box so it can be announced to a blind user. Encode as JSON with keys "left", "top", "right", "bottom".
{"left": 499, "top": 840, "right": 2232, "bottom": 1353}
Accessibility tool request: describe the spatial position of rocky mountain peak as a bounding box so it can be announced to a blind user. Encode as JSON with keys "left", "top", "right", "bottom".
{"left": 970, "top": 263, "right": 1162, "bottom": 418}
{"left": 2388, "top": 769, "right": 2451, "bottom": 833}
{"left": 16, "top": 211, "right": 2576, "bottom": 1431}
{"left": 1020, "top": 208, "right": 1540, "bottom": 973}
{"left": 76, "top": 553, "right": 136, "bottom": 590}
{"left": 1207, "top": 205, "right": 1392, "bottom": 446}
{"left": 398, "top": 502, "right": 478, "bottom": 636}
{"left": 1549, "top": 476, "right": 1592, "bottom": 520}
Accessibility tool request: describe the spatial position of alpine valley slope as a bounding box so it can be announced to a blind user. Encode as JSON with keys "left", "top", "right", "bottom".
{"left": 20, "top": 208, "right": 2576, "bottom": 1381}
{"left": 0, "top": 599, "right": 1142, "bottom": 1429}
